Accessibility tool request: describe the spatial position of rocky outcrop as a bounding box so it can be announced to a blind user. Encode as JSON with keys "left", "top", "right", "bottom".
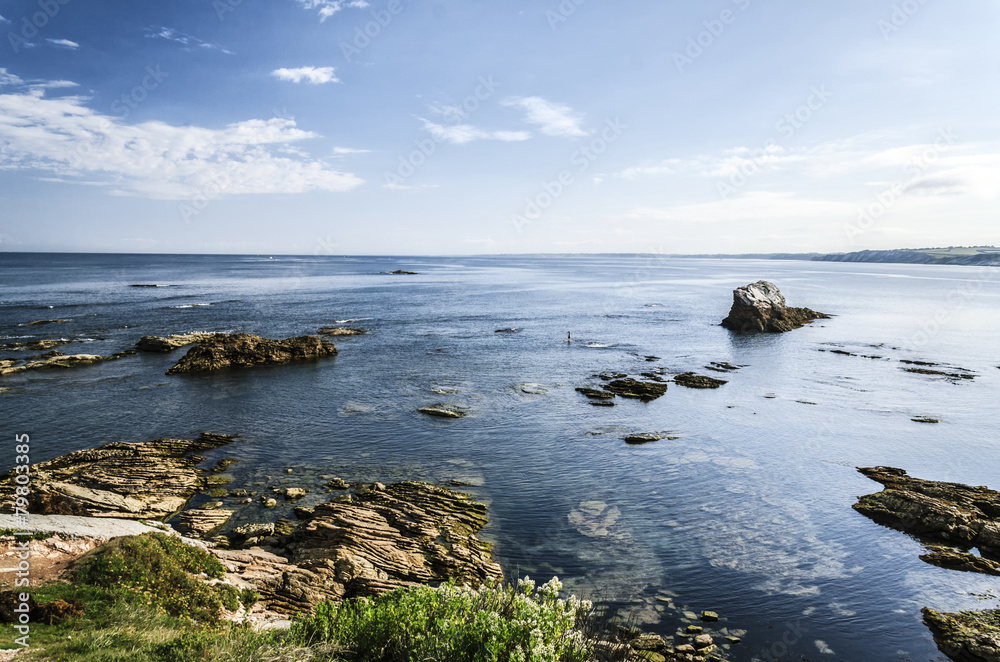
{"left": 0, "top": 350, "right": 134, "bottom": 377}
{"left": 0, "top": 339, "right": 69, "bottom": 351}
{"left": 24, "top": 319, "right": 70, "bottom": 326}
{"left": 923, "top": 608, "right": 1000, "bottom": 662}
{"left": 920, "top": 548, "right": 1000, "bottom": 576}
{"left": 165, "top": 333, "right": 337, "bottom": 375}
{"left": 673, "top": 373, "right": 728, "bottom": 389}
{"left": 721, "top": 281, "right": 828, "bottom": 334}
{"left": 575, "top": 387, "right": 615, "bottom": 400}
{"left": 602, "top": 379, "right": 668, "bottom": 402}
{"left": 0, "top": 433, "right": 235, "bottom": 520}
{"left": 136, "top": 333, "right": 215, "bottom": 352}
{"left": 173, "top": 508, "right": 234, "bottom": 538}
{"left": 853, "top": 467, "right": 1000, "bottom": 565}
{"left": 418, "top": 405, "right": 467, "bottom": 418}
{"left": 217, "top": 482, "right": 502, "bottom": 613}
{"left": 318, "top": 327, "right": 366, "bottom": 336}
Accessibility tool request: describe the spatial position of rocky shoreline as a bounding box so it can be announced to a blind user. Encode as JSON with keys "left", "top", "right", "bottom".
{"left": 854, "top": 467, "right": 1000, "bottom": 660}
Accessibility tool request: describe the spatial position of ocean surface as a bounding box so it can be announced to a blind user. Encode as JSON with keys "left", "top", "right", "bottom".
{"left": 1, "top": 253, "right": 998, "bottom": 661}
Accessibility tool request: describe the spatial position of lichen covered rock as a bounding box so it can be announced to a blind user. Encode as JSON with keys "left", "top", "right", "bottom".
{"left": 166, "top": 333, "right": 337, "bottom": 374}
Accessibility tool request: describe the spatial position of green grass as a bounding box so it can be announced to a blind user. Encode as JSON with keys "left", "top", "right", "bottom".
{"left": 72, "top": 532, "right": 244, "bottom": 624}
{"left": 6, "top": 534, "right": 622, "bottom": 662}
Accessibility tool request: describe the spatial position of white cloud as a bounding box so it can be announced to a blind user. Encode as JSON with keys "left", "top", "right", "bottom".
{"left": 294, "top": 0, "right": 370, "bottom": 22}
{"left": 623, "top": 191, "right": 856, "bottom": 224}
{"left": 419, "top": 119, "right": 530, "bottom": 145}
{"left": 46, "top": 38, "right": 79, "bottom": 49}
{"left": 332, "top": 146, "right": 371, "bottom": 155}
{"left": 0, "top": 14, "right": 10, "bottom": 24}
{"left": 0, "top": 69, "right": 24, "bottom": 87}
{"left": 272, "top": 66, "right": 339, "bottom": 84}
{"left": 502, "top": 96, "right": 587, "bottom": 137}
{"left": 146, "top": 27, "right": 233, "bottom": 55}
{"left": 0, "top": 75, "right": 363, "bottom": 199}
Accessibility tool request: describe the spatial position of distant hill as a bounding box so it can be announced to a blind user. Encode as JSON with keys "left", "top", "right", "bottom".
{"left": 689, "top": 246, "right": 999, "bottom": 266}
{"left": 810, "top": 246, "right": 1000, "bottom": 266}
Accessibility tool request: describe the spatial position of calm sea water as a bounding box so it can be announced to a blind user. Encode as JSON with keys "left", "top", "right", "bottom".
{"left": 1, "top": 253, "right": 998, "bottom": 661}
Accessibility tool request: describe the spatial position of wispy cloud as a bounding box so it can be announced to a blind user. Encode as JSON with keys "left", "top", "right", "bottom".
{"left": 502, "top": 96, "right": 587, "bottom": 137}
{"left": 146, "top": 27, "right": 234, "bottom": 55}
{"left": 332, "top": 146, "right": 371, "bottom": 155}
{"left": 294, "top": 0, "right": 370, "bottom": 22}
{"left": 419, "top": 119, "right": 530, "bottom": 145}
{"left": 46, "top": 38, "right": 79, "bottom": 49}
{"left": 0, "top": 72, "right": 362, "bottom": 199}
{"left": 272, "top": 66, "right": 339, "bottom": 84}
{"left": 0, "top": 14, "right": 10, "bottom": 24}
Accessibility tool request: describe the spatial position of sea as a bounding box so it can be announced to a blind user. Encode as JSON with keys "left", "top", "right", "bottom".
{"left": 1, "top": 252, "right": 998, "bottom": 661}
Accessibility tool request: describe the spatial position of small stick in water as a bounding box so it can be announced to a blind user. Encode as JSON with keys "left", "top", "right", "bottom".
{"left": 566, "top": 332, "right": 572, "bottom": 342}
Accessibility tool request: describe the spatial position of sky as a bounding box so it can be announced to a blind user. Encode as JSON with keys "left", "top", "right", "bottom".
{"left": 0, "top": 0, "right": 998, "bottom": 255}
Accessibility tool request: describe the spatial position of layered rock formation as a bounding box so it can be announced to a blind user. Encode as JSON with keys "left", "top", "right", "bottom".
{"left": 853, "top": 467, "right": 1000, "bottom": 564}
{"left": 0, "top": 350, "right": 134, "bottom": 377}
{"left": 673, "top": 373, "right": 728, "bottom": 389}
{"left": 217, "top": 481, "right": 502, "bottom": 613}
{"left": 602, "top": 378, "right": 668, "bottom": 401}
{"left": 854, "top": 467, "right": 1000, "bottom": 661}
{"left": 0, "top": 433, "right": 235, "bottom": 520}
{"left": 136, "top": 333, "right": 215, "bottom": 352}
{"left": 721, "top": 281, "right": 828, "bottom": 334}
{"left": 165, "top": 333, "right": 337, "bottom": 375}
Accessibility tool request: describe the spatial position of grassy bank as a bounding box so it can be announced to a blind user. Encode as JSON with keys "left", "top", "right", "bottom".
{"left": 5, "top": 533, "right": 626, "bottom": 662}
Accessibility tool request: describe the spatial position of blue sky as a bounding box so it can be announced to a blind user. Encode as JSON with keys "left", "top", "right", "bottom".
{"left": 0, "top": 0, "right": 997, "bottom": 255}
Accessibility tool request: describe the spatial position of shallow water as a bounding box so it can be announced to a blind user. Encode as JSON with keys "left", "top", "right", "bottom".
{"left": 2, "top": 253, "right": 998, "bottom": 661}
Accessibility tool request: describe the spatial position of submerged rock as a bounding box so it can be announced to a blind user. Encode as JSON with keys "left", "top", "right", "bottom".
{"left": 418, "top": 405, "right": 467, "bottom": 419}
{"left": 673, "top": 373, "right": 728, "bottom": 389}
{"left": 165, "top": 333, "right": 337, "bottom": 374}
{"left": 318, "top": 327, "right": 367, "bottom": 336}
{"left": 576, "top": 387, "right": 615, "bottom": 400}
{"left": 853, "top": 467, "right": 1000, "bottom": 568}
{"left": 0, "top": 433, "right": 236, "bottom": 520}
{"left": 0, "top": 339, "right": 69, "bottom": 351}
{"left": 0, "top": 350, "right": 134, "bottom": 377}
{"left": 922, "top": 607, "right": 1000, "bottom": 662}
{"left": 721, "top": 281, "right": 828, "bottom": 334}
{"left": 136, "top": 333, "right": 215, "bottom": 352}
{"left": 603, "top": 379, "right": 668, "bottom": 402}
{"left": 24, "top": 319, "right": 71, "bottom": 326}
{"left": 623, "top": 433, "right": 665, "bottom": 445}
{"left": 388, "top": 270, "right": 418, "bottom": 275}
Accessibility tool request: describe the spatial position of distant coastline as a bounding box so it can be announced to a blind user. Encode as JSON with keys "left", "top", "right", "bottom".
{"left": 688, "top": 246, "right": 1000, "bottom": 267}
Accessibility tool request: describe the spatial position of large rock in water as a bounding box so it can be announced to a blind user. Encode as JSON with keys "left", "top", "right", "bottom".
{"left": 853, "top": 467, "right": 1000, "bottom": 563}
{"left": 0, "top": 433, "right": 235, "bottom": 520}
{"left": 216, "top": 482, "right": 503, "bottom": 613}
{"left": 721, "top": 281, "right": 828, "bottom": 334}
{"left": 165, "top": 333, "right": 337, "bottom": 374}
{"left": 136, "top": 333, "right": 215, "bottom": 352}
